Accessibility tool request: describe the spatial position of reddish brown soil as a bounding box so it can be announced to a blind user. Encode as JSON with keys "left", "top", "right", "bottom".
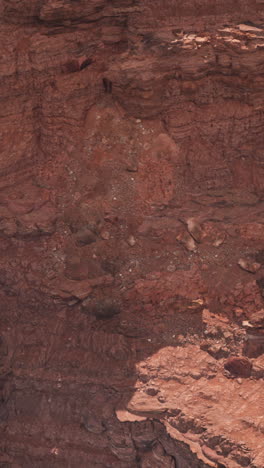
{"left": 0, "top": 1, "right": 264, "bottom": 467}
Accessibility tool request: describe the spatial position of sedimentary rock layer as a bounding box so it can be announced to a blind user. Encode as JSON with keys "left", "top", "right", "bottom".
{"left": 0, "top": 1, "right": 264, "bottom": 467}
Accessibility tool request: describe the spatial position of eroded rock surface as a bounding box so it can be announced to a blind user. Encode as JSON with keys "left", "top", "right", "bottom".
{"left": 0, "top": 1, "right": 264, "bottom": 467}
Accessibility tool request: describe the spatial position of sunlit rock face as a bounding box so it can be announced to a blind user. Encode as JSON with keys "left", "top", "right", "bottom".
{"left": 0, "top": 1, "right": 264, "bottom": 467}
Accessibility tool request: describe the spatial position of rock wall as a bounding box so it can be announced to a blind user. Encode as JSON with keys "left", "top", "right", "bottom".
{"left": 0, "top": 1, "right": 264, "bottom": 467}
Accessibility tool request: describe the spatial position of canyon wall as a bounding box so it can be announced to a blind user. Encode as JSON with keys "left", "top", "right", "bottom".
{"left": 0, "top": 1, "right": 264, "bottom": 467}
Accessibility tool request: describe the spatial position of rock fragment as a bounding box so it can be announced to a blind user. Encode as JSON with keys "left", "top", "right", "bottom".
{"left": 224, "top": 356, "right": 252, "bottom": 378}
{"left": 248, "top": 309, "right": 264, "bottom": 328}
{"left": 75, "top": 227, "right": 97, "bottom": 245}
{"left": 81, "top": 415, "right": 105, "bottom": 434}
{"left": 177, "top": 231, "right": 197, "bottom": 252}
{"left": 100, "top": 230, "right": 110, "bottom": 240}
{"left": 238, "top": 258, "right": 261, "bottom": 273}
{"left": 127, "top": 235, "right": 136, "bottom": 247}
{"left": 186, "top": 217, "right": 203, "bottom": 243}
{"left": 82, "top": 300, "right": 120, "bottom": 320}
{"left": 251, "top": 355, "right": 264, "bottom": 379}
{"left": 145, "top": 387, "right": 159, "bottom": 396}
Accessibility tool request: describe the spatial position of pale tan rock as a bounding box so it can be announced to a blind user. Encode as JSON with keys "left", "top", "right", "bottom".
{"left": 177, "top": 231, "right": 197, "bottom": 251}
{"left": 238, "top": 258, "right": 261, "bottom": 273}
{"left": 100, "top": 230, "right": 110, "bottom": 240}
{"left": 127, "top": 235, "right": 136, "bottom": 246}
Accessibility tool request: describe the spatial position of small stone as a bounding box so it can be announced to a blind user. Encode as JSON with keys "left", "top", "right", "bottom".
{"left": 139, "top": 374, "right": 150, "bottom": 383}
{"left": 177, "top": 231, "right": 197, "bottom": 252}
{"left": 126, "top": 163, "right": 138, "bottom": 172}
{"left": 101, "top": 230, "right": 110, "bottom": 240}
{"left": 234, "top": 307, "right": 244, "bottom": 318}
{"left": 238, "top": 23, "right": 263, "bottom": 33}
{"left": 145, "top": 387, "right": 159, "bottom": 396}
{"left": 186, "top": 217, "right": 203, "bottom": 243}
{"left": 67, "top": 299, "right": 79, "bottom": 306}
{"left": 127, "top": 235, "right": 136, "bottom": 247}
{"left": 213, "top": 237, "right": 225, "bottom": 247}
{"left": 191, "top": 371, "right": 202, "bottom": 380}
{"left": 201, "top": 341, "right": 229, "bottom": 359}
{"left": 158, "top": 395, "right": 166, "bottom": 403}
{"left": 224, "top": 356, "right": 252, "bottom": 378}
{"left": 51, "top": 448, "right": 59, "bottom": 456}
{"left": 238, "top": 258, "right": 261, "bottom": 274}
{"left": 195, "top": 36, "right": 209, "bottom": 43}
{"left": 177, "top": 335, "right": 185, "bottom": 343}
{"left": 251, "top": 356, "right": 264, "bottom": 379}
{"left": 82, "top": 415, "right": 104, "bottom": 434}
{"left": 167, "top": 264, "right": 176, "bottom": 272}
{"left": 223, "top": 331, "right": 233, "bottom": 341}
{"left": 75, "top": 228, "right": 97, "bottom": 246}
{"left": 249, "top": 309, "right": 264, "bottom": 328}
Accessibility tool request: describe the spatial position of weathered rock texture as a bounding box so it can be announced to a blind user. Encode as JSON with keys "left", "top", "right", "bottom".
{"left": 0, "top": 1, "right": 264, "bottom": 467}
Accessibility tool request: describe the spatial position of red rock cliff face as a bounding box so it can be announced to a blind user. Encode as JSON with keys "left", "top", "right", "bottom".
{"left": 0, "top": 1, "right": 264, "bottom": 467}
